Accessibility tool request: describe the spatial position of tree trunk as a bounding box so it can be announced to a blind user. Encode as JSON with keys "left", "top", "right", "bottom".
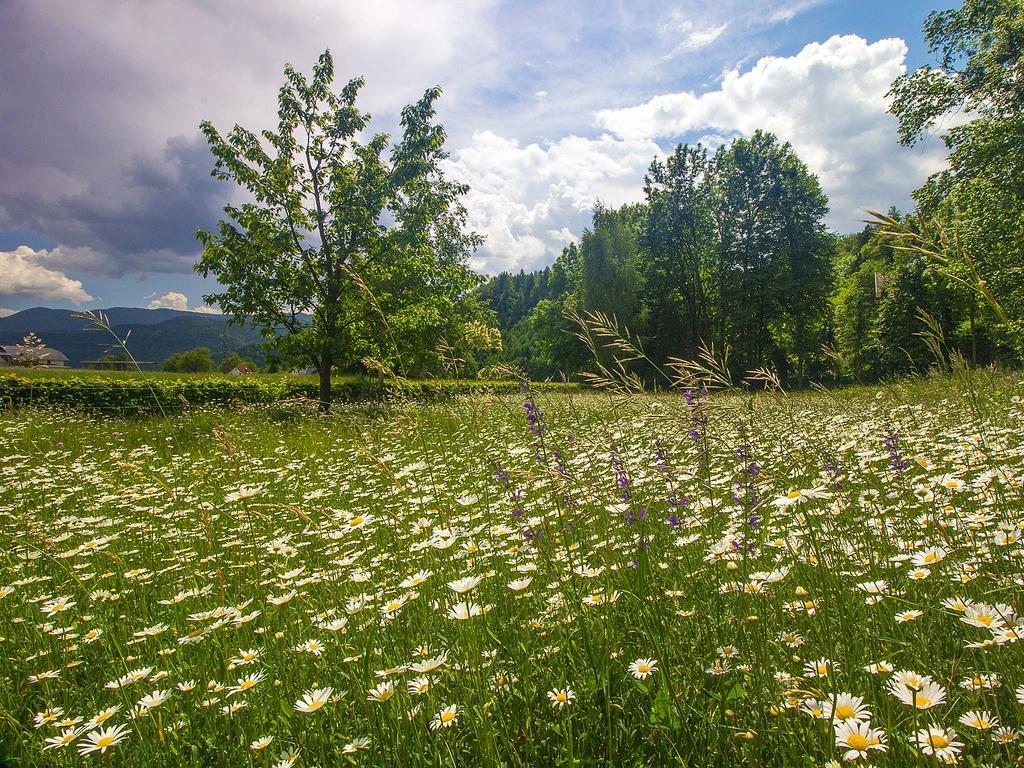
{"left": 318, "top": 350, "right": 333, "bottom": 413}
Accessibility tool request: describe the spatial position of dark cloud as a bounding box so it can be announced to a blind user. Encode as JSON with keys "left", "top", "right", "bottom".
{"left": 3, "top": 134, "right": 225, "bottom": 275}
{"left": 0, "top": 0, "right": 491, "bottom": 278}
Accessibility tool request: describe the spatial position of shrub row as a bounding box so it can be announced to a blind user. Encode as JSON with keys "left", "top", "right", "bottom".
{"left": 0, "top": 373, "right": 572, "bottom": 414}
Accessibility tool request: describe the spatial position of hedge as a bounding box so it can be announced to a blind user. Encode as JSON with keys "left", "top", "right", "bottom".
{"left": 0, "top": 372, "right": 573, "bottom": 414}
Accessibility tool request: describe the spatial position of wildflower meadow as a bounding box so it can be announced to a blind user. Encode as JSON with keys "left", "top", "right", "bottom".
{"left": 2, "top": 371, "right": 1023, "bottom": 767}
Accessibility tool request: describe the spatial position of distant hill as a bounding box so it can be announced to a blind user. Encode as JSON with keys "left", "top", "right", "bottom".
{"left": 0, "top": 307, "right": 268, "bottom": 367}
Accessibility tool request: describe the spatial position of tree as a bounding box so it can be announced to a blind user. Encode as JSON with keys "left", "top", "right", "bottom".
{"left": 164, "top": 347, "right": 214, "bottom": 373}
{"left": 888, "top": 0, "right": 1024, "bottom": 351}
{"left": 643, "top": 143, "right": 716, "bottom": 362}
{"left": 710, "top": 131, "right": 831, "bottom": 379}
{"left": 219, "top": 353, "right": 257, "bottom": 374}
{"left": 196, "top": 51, "right": 483, "bottom": 410}
{"left": 580, "top": 204, "right": 646, "bottom": 326}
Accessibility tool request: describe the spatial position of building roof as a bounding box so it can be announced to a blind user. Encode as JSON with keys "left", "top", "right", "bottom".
{"left": 0, "top": 344, "right": 69, "bottom": 362}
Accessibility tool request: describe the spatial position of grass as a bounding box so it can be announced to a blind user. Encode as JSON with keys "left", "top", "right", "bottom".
{"left": 1, "top": 371, "right": 1023, "bottom": 766}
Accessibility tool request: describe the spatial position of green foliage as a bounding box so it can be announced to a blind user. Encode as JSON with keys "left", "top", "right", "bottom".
{"left": 889, "top": 0, "right": 1024, "bottom": 347}
{"left": 196, "top": 50, "right": 487, "bottom": 409}
{"left": 0, "top": 371, "right": 573, "bottom": 415}
{"left": 218, "top": 352, "right": 257, "bottom": 374}
{"left": 163, "top": 347, "right": 214, "bottom": 373}
{"left": 482, "top": 132, "right": 834, "bottom": 386}
{"left": 580, "top": 204, "right": 647, "bottom": 328}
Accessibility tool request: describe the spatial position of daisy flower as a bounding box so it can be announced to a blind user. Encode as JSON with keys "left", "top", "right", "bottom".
{"left": 803, "top": 658, "right": 835, "bottom": 678}
{"left": 136, "top": 689, "right": 171, "bottom": 712}
{"left": 407, "top": 676, "right": 432, "bottom": 696}
{"left": 958, "top": 710, "right": 998, "bottom": 730}
{"left": 342, "top": 736, "right": 371, "bottom": 753}
{"left": 628, "top": 658, "right": 658, "bottom": 680}
{"left": 77, "top": 724, "right": 131, "bottom": 755}
{"left": 409, "top": 652, "right": 449, "bottom": 674}
{"left": 834, "top": 720, "right": 887, "bottom": 761}
{"left": 547, "top": 688, "right": 576, "bottom": 708}
{"left": 400, "top": 571, "right": 431, "bottom": 588}
{"left": 992, "top": 727, "right": 1020, "bottom": 744}
{"left": 229, "top": 670, "right": 267, "bottom": 696}
{"left": 447, "top": 575, "right": 483, "bottom": 594}
{"left": 43, "top": 727, "right": 86, "bottom": 750}
{"left": 961, "top": 603, "right": 1008, "bottom": 630}
{"left": 896, "top": 609, "right": 923, "bottom": 623}
{"left": 889, "top": 679, "right": 946, "bottom": 710}
{"left": 294, "top": 687, "right": 333, "bottom": 713}
{"left": 230, "top": 648, "right": 263, "bottom": 666}
{"left": 446, "top": 601, "right": 488, "bottom": 620}
{"left": 367, "top": 681, "right": 397, "bottom": 703}
{"left": 86, "top": 705, "right": 122, "bottom": 728}
{"left": 911, "top": 725, "right": 962, "bottom": 762}
{"left": 429, "top": 704, "right": 459, "bottom": 730}
{"left": 822, "top": 693, "right": 871, "bottom": 723}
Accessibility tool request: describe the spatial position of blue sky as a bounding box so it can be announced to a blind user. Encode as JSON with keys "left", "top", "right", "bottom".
{"left": 0, "top": 0, "right": 955, "bottom": 316}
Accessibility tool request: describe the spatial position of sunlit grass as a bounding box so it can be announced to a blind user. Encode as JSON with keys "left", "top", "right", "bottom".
{"left": 1, "top": 372, "right": 1023, "bottom": 766}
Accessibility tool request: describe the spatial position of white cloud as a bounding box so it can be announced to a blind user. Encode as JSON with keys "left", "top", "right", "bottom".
{"left": 147, "top": 291, "right": 219, "bottom": 313}
{"left": 684, "top": 23, "right": 729, "bottom": 50}
{"left": 595, "top": 35, "right": 948, "bottom": 230}
{"left": 664, "top": 21, "right": 729, "bottom": 57}
{"left": 769, "top": 0, "right": 829, "bottom": 23}
{"left": 446, "top": 131, "right": 662, "bottom": 273}
{"left": 0, "top": 307, "right": 16, "bottom": 317}
{"left": 147, "top": 291, "right": 189, "bottom": 311}
{"left": 0, "top": 246, "right": 94, "bottom": 302}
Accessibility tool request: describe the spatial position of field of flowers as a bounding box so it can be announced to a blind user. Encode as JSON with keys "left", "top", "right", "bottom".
{"left": 1, "top": 373, "right": 1023, "bottom": 766}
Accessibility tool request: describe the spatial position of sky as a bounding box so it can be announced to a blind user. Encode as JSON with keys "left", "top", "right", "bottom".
{"left": 0, "top": 0, "right": 957, "bottom": 316}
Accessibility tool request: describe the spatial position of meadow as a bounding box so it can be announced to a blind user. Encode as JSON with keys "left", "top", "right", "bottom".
{"left": 1, "top": 372, "right": 1023, "bottom": 767}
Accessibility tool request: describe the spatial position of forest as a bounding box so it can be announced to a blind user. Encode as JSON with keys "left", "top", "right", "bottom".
{"left": 475, "top": 2, "right": 1024, "bottom": 386}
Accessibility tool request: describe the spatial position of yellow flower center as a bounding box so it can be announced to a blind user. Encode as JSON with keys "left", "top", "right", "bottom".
{"left": 441, "top": 710, "right": 455, "bottom": 723}
{"left": 556, "top": 693, "right": 567, "bottom": 702}
{"left": 846, "top": 733, "right": 870, "bottom": 750}
{"left": 915, "top": 694, "right": 933, "bottom": 708}
{"left": 96, "top": 736, "right": 114, "bottom": 748}
{"left": 928, "top": 734, "right": 949, "bottom": 749}
{"left": 307, "top": 699, "right": 324, "bottom": 711}
{"left": 349, "top": 516, "right": 365, "bottom": 527}
{"left": 836, "top": 705, "right": 856, "bottom": 719}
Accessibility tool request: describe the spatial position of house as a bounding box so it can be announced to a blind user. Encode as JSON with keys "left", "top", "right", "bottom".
{"left": 227, "top": 364, "right": 254, "bottom": 376}
{"left": 0, "top": 344, "right": 70, "bottom": 367}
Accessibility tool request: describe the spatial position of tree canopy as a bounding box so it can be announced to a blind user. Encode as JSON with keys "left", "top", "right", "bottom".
{"left": 196, "top": 50, "right": 485, "bottom": 409}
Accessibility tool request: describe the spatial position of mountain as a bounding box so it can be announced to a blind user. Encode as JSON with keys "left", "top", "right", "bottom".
{"left": 0, "top": 307, "right": 268, "bottom": 367}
